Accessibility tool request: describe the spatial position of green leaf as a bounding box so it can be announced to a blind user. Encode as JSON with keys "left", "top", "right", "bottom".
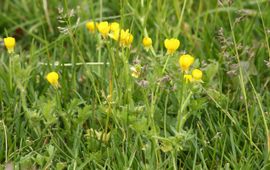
{"left": 56, "top": 162, "right": 67, "bottom": 170}
{"left": 204, "top": 60, "right": 219, "bottom": 83}
{"left": 77, "top": 105, "right": 92, "bottom": 125}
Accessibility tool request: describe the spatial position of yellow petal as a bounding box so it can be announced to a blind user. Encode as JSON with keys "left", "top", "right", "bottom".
{"left": 192, "top": 69, "right": 203, "bottom": 81}
{"left": 46, "top": 71, "right": 60, "bottom": 88}
{"left": 179, "top": 54, "right": 195, "bottom": 71}
{"left": 164, "top": 38, "right": 180, "bottom": 54}
{"left": 4, "top": 37, "right": 16, "bottom": 53}
{"left": 97, "top": 21, "right": 110, "bottom": 37}
{"left": 110, "top": 22, "right": 120, "bottom": 32}
{"left": 184, "top": 74, "right": 193, "bottom": 83}
{"left": 143, "top": 37, "right": 152, "bottom": 48}
{"left": 86, "top": 21, "right": 95, "bottom": 32}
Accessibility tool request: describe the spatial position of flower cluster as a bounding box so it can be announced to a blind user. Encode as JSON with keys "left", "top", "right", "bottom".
{"left": 85, "top": 20, "right": 202, "bottom": 83}
{"left": 179, "top": 54, "right": 203, "bottom": 83}
{"left": 111, "top": 28, "right": 133, "bottom": 47}
{"left": 3, "top": 19, "right": 203, "bottom": 88}
{"left": 143, "top": 36, "right": 202, "bottom": 82}
{"left": 86, "top": 21, "right": 133, "bottom": 47}
{"left": 142, "top": 37, "right": 180, "bottom": 54}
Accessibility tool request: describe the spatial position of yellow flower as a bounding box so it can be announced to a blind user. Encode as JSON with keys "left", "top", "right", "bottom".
{"left": 46, "top": 71, "right": 59, "bottom": 88}
{"left": 125, "top": 33, "right": 133, "bottom": 46}
{"left": 142, "top": 37, "right": 152, "bottom": 50}
{"left": 110, "top": 22, "right": 120, "bottom": 32}
{"left": 179, "top": 54, "right": 195, "bottom": 72}
{"left": 97, "top": 21, "right": 110, "bottom": 37}
{"left": 86, "top": 21, "right": 95, "bottom": 32}
{"left": 130, "top": 65, "right": 141, "bottom": 78}
{"left": 111, "top": 29, "right": 120, "bottom": 41}
{"left": 111, "top": 29, "right": 133, "bottom": 47}
{"left": 192, "top": 69, "right": 203, "bottom": 81}
{"left": 164, "top": 38, "right": 180, "bottom": 54}
{"left": 4, "top": 37, "right": 16, "bottom": 53}
{"left": 184, "top": 74, "right": 192, "bottom": 83}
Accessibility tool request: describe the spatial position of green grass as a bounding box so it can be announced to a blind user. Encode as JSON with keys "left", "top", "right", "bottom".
{"left": 0, "top": 0, "right": 270, "bottom": 169}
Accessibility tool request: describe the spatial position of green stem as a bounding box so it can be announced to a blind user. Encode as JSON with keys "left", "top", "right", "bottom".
{"left": 9, "top": 55, "right": 13, "bottom": 91}
{"left": 0, "top": 120, "right": 8, "bottom": 163}
{"left": 164, "top": 94, "right": 169, "bottom": 137}
{"left": 227, "top": 10, "right": 252, "bottom": 143}
{"left": 161, "top": 55, "right": 170, "bottom": 74}
{"left": 56, "top": 90, "right": 61, "bottom": 111}
{"left": 150, "top": 54, "right": 172, "bottom": 117}
{"left": 177, "top": 91, "right": 193, "bottom": 130}
{"left": 176, "top": 73, "right": 185, "bottom": 131}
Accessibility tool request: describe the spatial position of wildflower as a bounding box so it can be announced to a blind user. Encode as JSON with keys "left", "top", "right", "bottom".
{"left": 164, "top": 38, "right": 180, "bottom": 54}
{"left": 97, "top": 21, "right": 110, "bottom": 37}
{"left": 111, "top": 29, "right": 133, "bottom": 47}
{"left": 125, "top": 33, "right": 133, "bottom": 46}
{"left": 85, "top": 128, "right": 111, "bottom": 143}
{"left": 179, "top": 54, "right": 194, "bottom": 72}
{"left": 142, "top": 37, "right": 152, "bottom": 50}
{"left": 192, "top": 69, "right": 203, "bottom": 81}
{"left": 130, "top": 65, "right": 141, "bottom": 78}
{"left": 110, "top": 22, "right": 120, "bottom": 32}
{"left": 4, "top": 37, "right": 16, "bottom": 53}
{"left": 86, "top": 21, "right": 96, "bottom": 32}
{"left": 184, "top": 74, "right": 192, "bottom": 83}
{"left": 46, "top": 71, "right": 60, "bottom": 88}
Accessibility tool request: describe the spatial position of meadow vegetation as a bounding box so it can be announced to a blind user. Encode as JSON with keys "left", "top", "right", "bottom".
{"left": 0, "top": 0, "right": 270, "bottom": 169}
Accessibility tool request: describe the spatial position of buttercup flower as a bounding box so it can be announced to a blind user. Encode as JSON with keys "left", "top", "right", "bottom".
{"left": 142, "top": 37, "right": 152, "bottom": 50}
{"left": 125, "top": 33, "right": 133, "bottom": 46}
{"left": 179, "top": 54, "right": 195, "bottom": 72}
{"left": 86, "top": 21, "right": 95, "bottom": 32}
{"left": 164, "top": 38, "right": 180, "bottom": 54}
{"left": 111, "top": 29, "right": 133, "bottom": 47}
{"left": 110, "top": 22, "right": 120, "bottom": 32}
{"left": 192, "top": 69, "right": 203, "bottom": 81}
{"left": 4, "top": 37, "right": 16, "bottom": 53}
{"left": 46, "top": 71, "right": 60, "bottom": 88}
{"left": 97, "top": 21, "right": 110, "bottom": 37}
{"left": 184, "top": 74, "right": 192, "bottom": 83}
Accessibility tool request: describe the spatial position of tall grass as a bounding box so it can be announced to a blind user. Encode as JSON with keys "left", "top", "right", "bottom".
{"left": 0, "top": 0, "right": 270, "bottom": 169}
